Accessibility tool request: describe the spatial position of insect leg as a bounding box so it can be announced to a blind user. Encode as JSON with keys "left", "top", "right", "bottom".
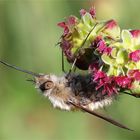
{"left": 62, "top": 50, "right": 66, "bottom": 73}
{"left": 123, "top": 91, "right": 140, "bottom": 98}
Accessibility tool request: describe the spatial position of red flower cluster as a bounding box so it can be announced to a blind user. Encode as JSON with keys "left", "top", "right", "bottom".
{"left": 90, "top": 64, "right": 134, "bottom": 96}
{"left": 91, "top": 36, "right": 112, "bottom": 55}
{"left": 80, "top": 7, "right": 96, "bottom": 18}
{"left": 97, "top": 39, "right": 112, "bottom": 55}
{"left": 92, "top": 70, "right": 117, "bottom": 96}
{"left": 58, "top": 7, "right": 140, "bottom": 96}
{"left": 114, "top": 76, "right": 132, "bottom": 89}
{"left": 60, "top": 39, "right": 73, "bottom": 61}
{"left": 105, "top": 20, "right": 117, "bottom": 29}
{"left": 57, "top": 22, "right": 69, "bottom": 35}
{"left": 128, "top": 70, "right": 140, "bottom": 81}
{"left": 57, "top": 16, "right": 78, "bottom": 61}
{"left": 130, "top": 30, "right": 140, "bottom": 38}
{"left": 57, "top": 16, "right": 77, "bottom": 35}
{"left": 129, "top": 50, "right": 140, "bottom": 62}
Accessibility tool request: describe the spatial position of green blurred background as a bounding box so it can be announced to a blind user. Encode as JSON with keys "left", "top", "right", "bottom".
{"left": 0, "top": 0, "right": 140, "bottom": 140}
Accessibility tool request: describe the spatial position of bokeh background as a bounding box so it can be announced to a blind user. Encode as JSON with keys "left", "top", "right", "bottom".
{"left": 0, "top": 0, "right": 140, "bottom": 140}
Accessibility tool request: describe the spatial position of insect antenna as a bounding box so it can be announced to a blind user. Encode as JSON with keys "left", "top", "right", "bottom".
{"left": 0, "top": 60, "right": 40, "bottom": 77}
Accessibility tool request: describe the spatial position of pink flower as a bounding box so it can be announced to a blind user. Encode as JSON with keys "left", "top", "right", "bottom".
{"left": 104, "top": 47, "right": 112, "bottom": 55}
{"left": 92, "top": 71, "right": 118, "bottom": 96}
{"left": 129, "top": 50, "right": 140, "bottom": 62}
{"left": 105, "top": 20, "right": 117, "bottom": 29}
{"left": 102, "top": 19, "right": 120, "bottom": 39}
{"left": 93, "top": 71, "right": 107, "bottom": 81}
{"left": 97, "top": 40, "right": 112, "bottom": 55}
{"left": 115, "top": 76, "right": 132, "bottom": 88}
{"left": 89, "top": 7, "right": 96, "bottom": 18}
{"left": 80, "top": 9, "right": 87, "bottom": 16}
{"left": 60, "top": 39, "right": 73, "bottom": 61}
{"left": 57, "top": 22, "right": 69, "bottom": 35}
{"left": 67, "top": 16, "right": 77, "bottom": 26}
{"left": 102, "top": 82, "right": 117, "bottom": 96}
{"left": 91, "top": 37, "right": 112, "bottom": 55}
{"left": 130, "top": 30, "right": 140, "bottom": 38}
{"left": 58, "top": 17, "right": 78, "bottom": 61}
{"left": 128, "top": 70, "right": 140, "bottom": 81}
{"left": 80, "top": 7, "right": 96, "bottom": 18}
{"left": 58, "top": 16, "right": 77, "bottom": 35}
{"left": 97, "top": 40, "right": 106, "bottom": 52}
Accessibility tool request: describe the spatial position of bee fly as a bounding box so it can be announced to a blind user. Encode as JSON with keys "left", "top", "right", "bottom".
{"left": 0, "top": 60, "right": 133, "bottom": 131}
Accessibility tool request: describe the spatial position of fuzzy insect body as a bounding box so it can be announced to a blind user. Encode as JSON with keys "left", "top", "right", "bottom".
{"left": 35, "top": 74, "right": 114, "bottom": 111}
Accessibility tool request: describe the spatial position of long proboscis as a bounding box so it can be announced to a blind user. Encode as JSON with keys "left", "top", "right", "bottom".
{"left": 69, "top": 102, "right": 133, "bottom": 131}
{"left": 0, "top": 60, "right": 40, "bottom": 77}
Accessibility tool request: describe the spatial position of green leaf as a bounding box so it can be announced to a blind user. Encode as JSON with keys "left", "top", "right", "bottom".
{"left": 125, "top": 61, "right": 136, "bottom": 70}
{"left": 101, "top": 54, "right": 116, "bottom": 65}
{"left": 107, "top": 66, "right": 117, "bottom": 76}
{"left": 116, "top": 49, "right": 128, "bottom": 65}
{"left": 103, "top": 20, "right": 121, "bottom": 39}
{"left": 111, "top": 42, "right": 123, "bottom": 49}
{"left": 94, "top": 22, "right": 106, "bottom": 34}
{"left": 134, "top": 45, "right": 140, "bottom": 50}
{"left": 111, "top": 48, "right": 118, "bottom": 58}
{"left": 81, "top": 13, "right": 93, "bottom": 27}
{"left": 122, "top": 30, "right": 132, "bottom": 49}
{"left": 136, "top": 61, "right": 140, "bottom": 69}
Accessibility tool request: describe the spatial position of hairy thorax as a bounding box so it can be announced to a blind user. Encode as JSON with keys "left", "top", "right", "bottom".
{"left": 36, "top": 74, "right": 114, "bottom": 111}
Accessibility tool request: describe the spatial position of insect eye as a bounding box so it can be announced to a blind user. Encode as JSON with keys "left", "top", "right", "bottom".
{"left": 45, "top": 81, "right": 54, "bottom": 90}
{"left": 40, "top": 81, "right": 54, "bottom": 91}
